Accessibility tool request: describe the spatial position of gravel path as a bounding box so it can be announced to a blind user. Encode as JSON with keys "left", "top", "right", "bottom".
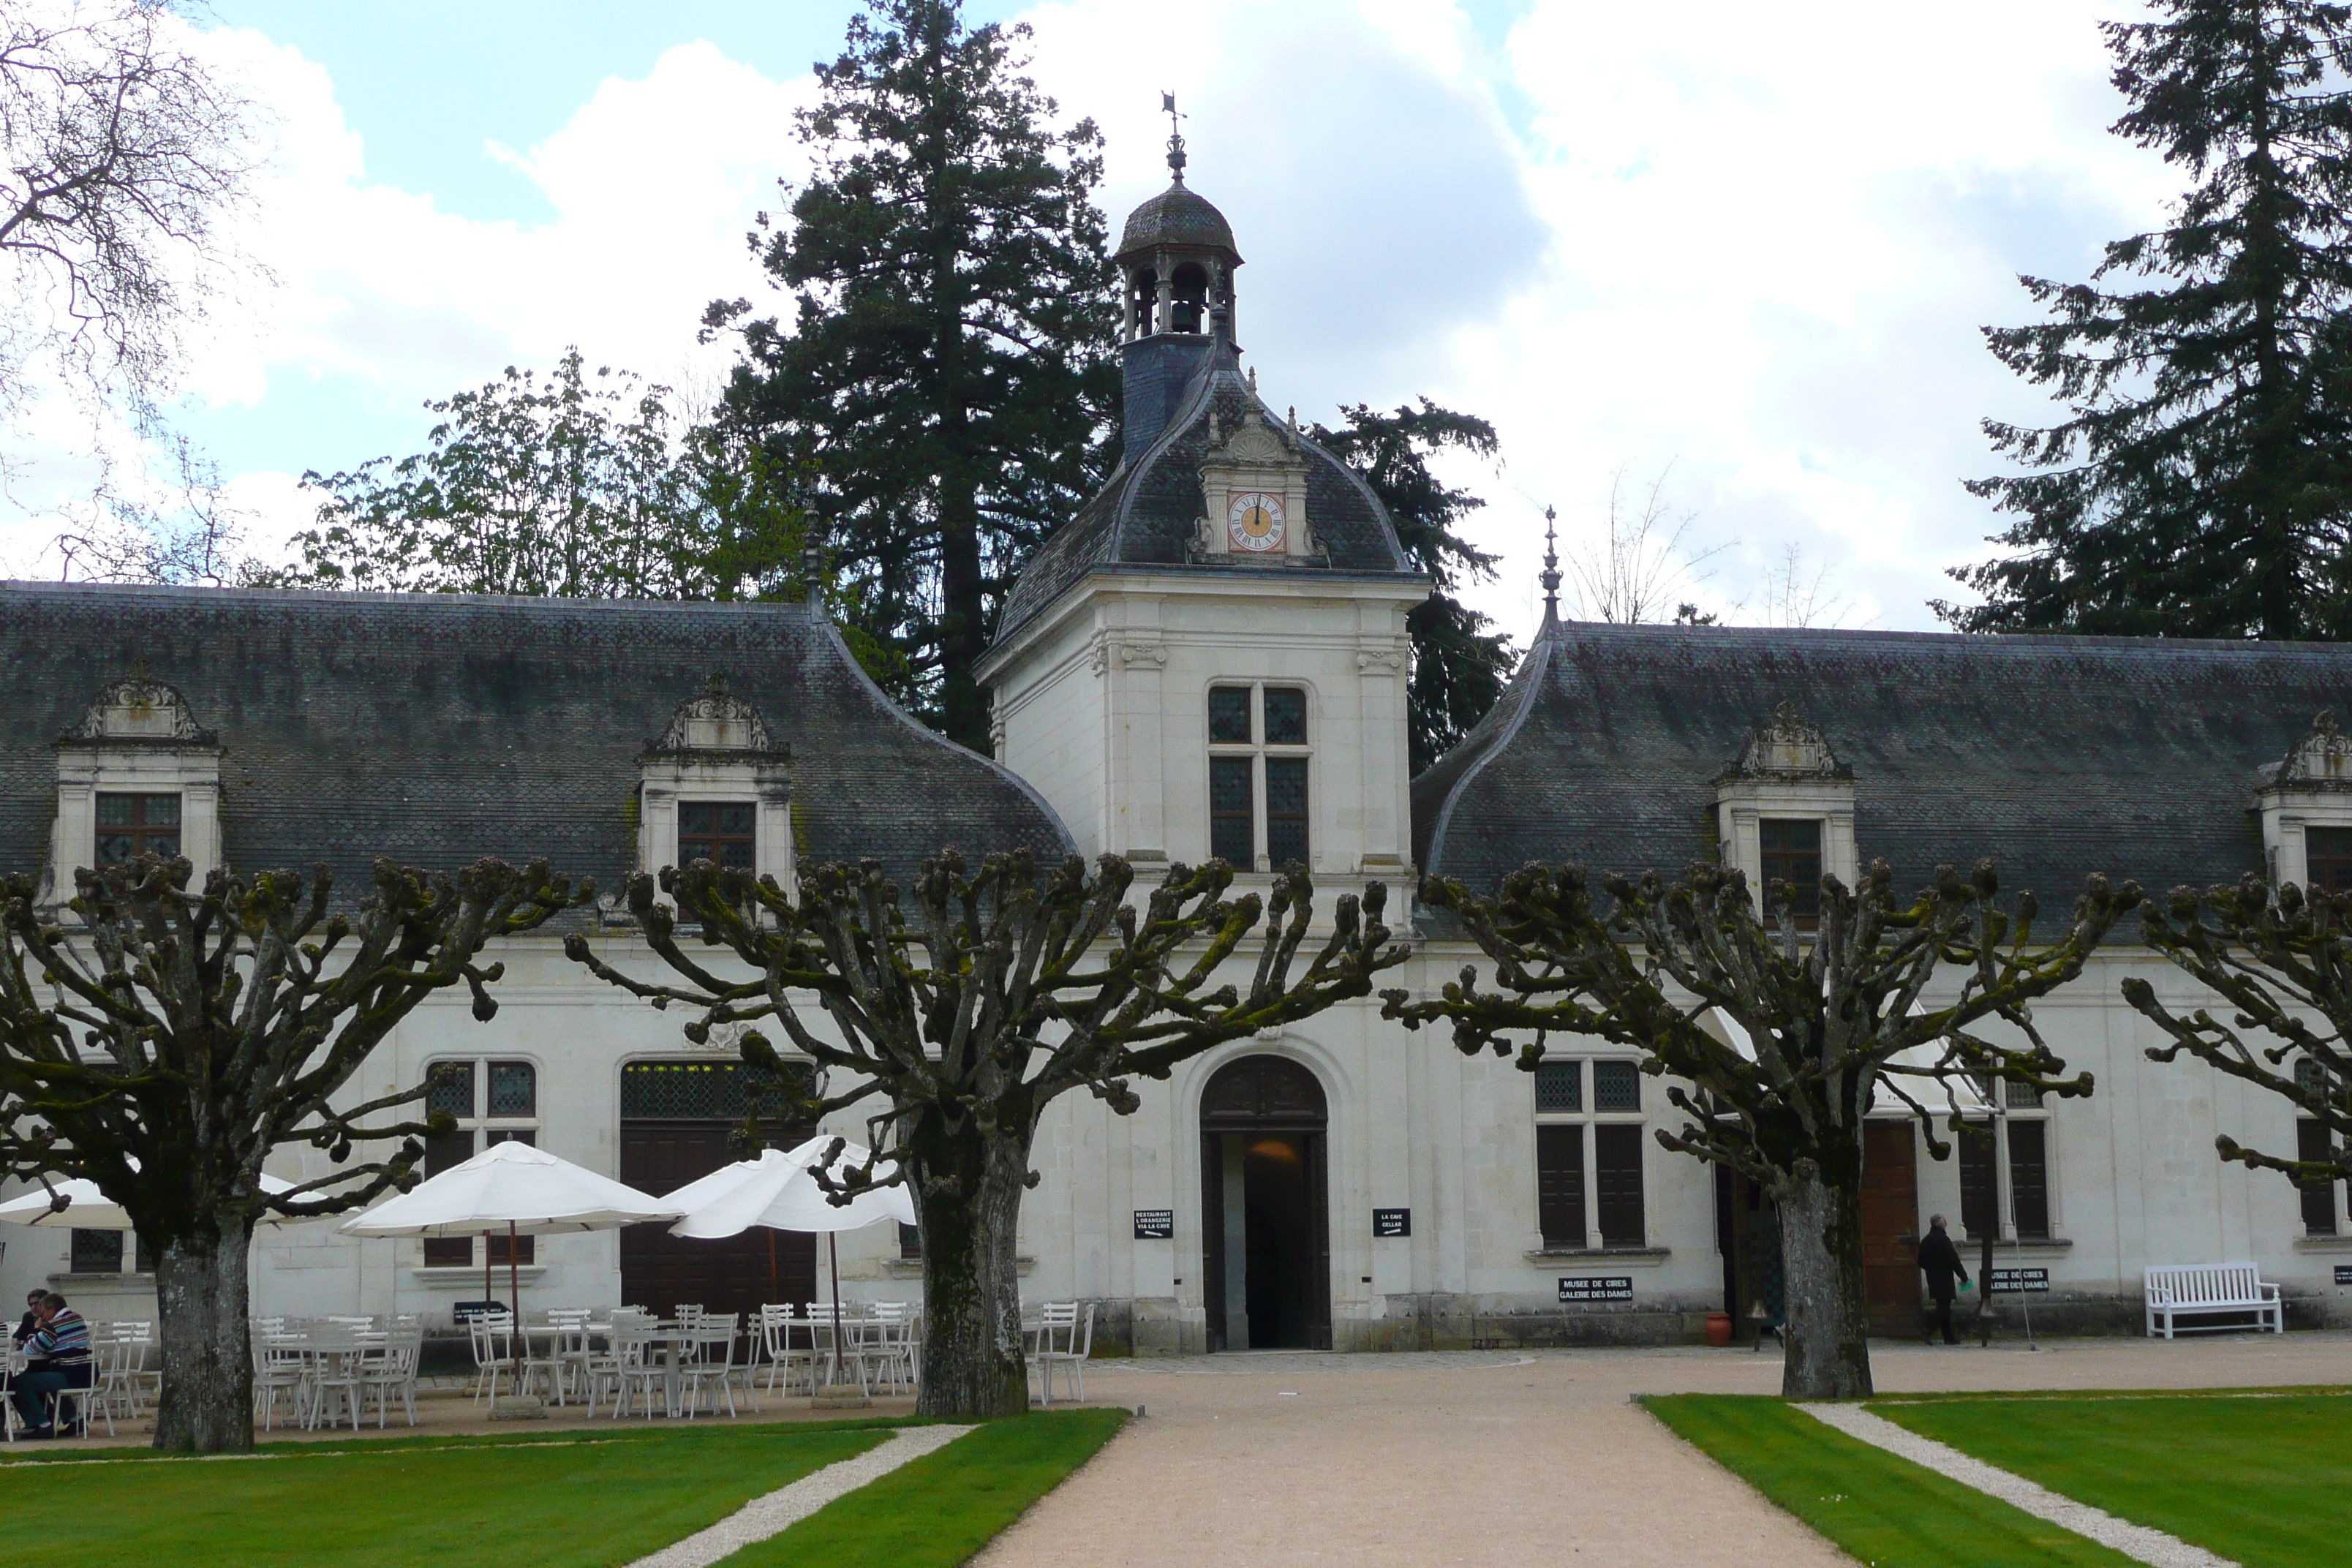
{"left": 624, "top": 1423, "right": 973, "bottom": 1568}
{"left": 1801, "top": 1403, "right": 2239, "bottom": 1568}
{"left": 972, "top": 1335, "right": 2349, "bottom": 1567}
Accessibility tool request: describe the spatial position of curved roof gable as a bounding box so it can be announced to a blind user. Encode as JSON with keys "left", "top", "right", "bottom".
{"left": 1414, "top": 619, "right": 2352, "bottom": 902}
{"left": 0, "top": 582, "right": 1073, "bottom": 902}
{"left": 996, "top": 345, "right": 1417, "bottom": 641}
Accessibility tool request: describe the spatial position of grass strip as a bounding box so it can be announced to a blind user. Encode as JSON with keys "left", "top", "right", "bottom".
{"left": 0, "top": 1420, "right": 894, "bottom": 1567}
{"left": 723, "top": 1407, "right": 1127, "bottom": 1568}
{"left": 1643, "top": 1395, "right": 2143, "bottom": 1568}
{"left": 1876, "top": 1391, "right": 2352, "bottom": 1568}
{"left": 0, "top": 1413, "right": 928, "bottom": 1466}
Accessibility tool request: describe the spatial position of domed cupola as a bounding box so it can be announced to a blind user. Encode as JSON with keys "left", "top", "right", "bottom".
{"left": 1115, "top": 99, "right": 1245, "bottom": 462}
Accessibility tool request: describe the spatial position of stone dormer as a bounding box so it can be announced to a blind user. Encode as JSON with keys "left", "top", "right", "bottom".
{"left": 1712, "top": 702, "right": 1858, "bottom": 909}
{"left": 637, "top": 674, "right": 794, "bottom": 893}
{"left": 50, "top": 676, "right": 225, "bottom": 899}
{"left": 1195, "top": 396, "right": 1313, "bottom": 562}
{"left": 2254, "top": 709, "right": 2352, "bottom": 889}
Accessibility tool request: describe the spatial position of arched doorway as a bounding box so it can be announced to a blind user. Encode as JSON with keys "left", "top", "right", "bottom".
{"left": 1200, "top": 1055, "right": 1331, "bottom": 1350}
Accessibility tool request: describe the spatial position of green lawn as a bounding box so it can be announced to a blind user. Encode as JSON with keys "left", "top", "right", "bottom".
{"left": 1876, "top": 1391, "right": 2352, "bottom": 1568}
{"left": 0, "top": 1420, "right": 901, "bottom": 1568}
{"left": 726, "top": 1408, "right": 1127, "bottom": 1568}
{"left": 1643, "top": 1395, "right": 2143, "bottom": 1568}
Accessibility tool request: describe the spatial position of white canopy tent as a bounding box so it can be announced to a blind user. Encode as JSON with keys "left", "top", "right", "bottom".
{"left": 0, "top": 1170, "right": 309, "bottom": 1232}
{"left": 339, "top": 1140, "right": 679, "bottom": 1322}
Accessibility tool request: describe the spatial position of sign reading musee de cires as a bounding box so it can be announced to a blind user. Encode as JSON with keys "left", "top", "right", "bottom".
{"left": 1989, "top": 1267, "right": 2051, "bottom": 1294}
{"left": 1558, "top": 1276, "right": 1634, "bottom": 1303}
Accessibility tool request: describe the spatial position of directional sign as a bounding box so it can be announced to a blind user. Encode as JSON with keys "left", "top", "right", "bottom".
{"left": 1132, "top": 1210, "right": 1175, "bottom": 1240}
{"left": 1373, "top": 1207, "right": 1411, "bottom": 1238}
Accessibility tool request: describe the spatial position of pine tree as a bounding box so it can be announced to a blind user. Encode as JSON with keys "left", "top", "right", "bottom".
{"left": 1309, "top": 400, "right": 1515, "bottom": 773}
{"left": 704, "top": 0, "right": 1118, "bottom": 748}
{"left": 1943, "top": 0, "right": 2352, "bottom": 638}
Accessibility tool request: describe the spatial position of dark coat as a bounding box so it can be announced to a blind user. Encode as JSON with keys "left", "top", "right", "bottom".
{"left": 1916, "top": 1227, "right": 1969, "bottom": 1300}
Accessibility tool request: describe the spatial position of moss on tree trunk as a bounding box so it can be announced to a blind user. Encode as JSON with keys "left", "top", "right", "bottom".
{"left": 151, "top": 1221, "right": 255, "bottom": 1452}
{"left": 913, "top": 1120, "right": 1033, "bottom": 1419}
{"left": 1776, "top": 1163, "right": 1873, "bottom": 1401}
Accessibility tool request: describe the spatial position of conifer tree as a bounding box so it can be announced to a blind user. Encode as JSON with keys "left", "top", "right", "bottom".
{"left": 1309, "top": 401, "right": 1515, "bottom": 774}
{"left": 704, "top": 0, "right": 1118, "bottom": 747}
{"left": 1943, "top": 0, "right": 2352, "bottom": 638}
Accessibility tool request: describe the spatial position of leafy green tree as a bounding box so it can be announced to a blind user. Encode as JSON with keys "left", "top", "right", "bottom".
{"left": 0, "top": 854, "right": 580, "bottom": 1452}
{"left": 279, "top": 350, "right": 802, "bottom": 600}
{"left": 568, "top": 851, "right": 1401, "bottom": 1418}
{"left": 1309, "top": 400, "right": 1515, "bottom": 774}
{"left": 1389, "top": 859, "right": 2137, "bottom": 1399}
{"left": 1943, "top": 0, "right": 2352, "bottom": 638}
{"left": 702, "top": 0, "right": 1119, "bottom": 748}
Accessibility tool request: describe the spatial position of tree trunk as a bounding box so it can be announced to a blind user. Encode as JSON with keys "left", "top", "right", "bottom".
{"left": 152, "top": 1220, "right": 255, "bottom": 1452}
{"left": 1776, "top": 1162, "right": 1873, "bottom": 1400}
{"left": 913, "top": 1122, "right": 1032, "bottom": 1419}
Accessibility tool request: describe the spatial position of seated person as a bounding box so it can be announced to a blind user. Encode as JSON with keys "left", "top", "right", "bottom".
{"left": 10, "top": 1292, "right": 92, "bottom": 1438}
{"left": 12, "top": 1289, "right": 39, "bottom": 1348}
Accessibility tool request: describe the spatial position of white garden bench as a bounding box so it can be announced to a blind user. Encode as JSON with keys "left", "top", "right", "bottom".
{"left": 2143, "top": 1262, "right": 2284, "bottom": 1338}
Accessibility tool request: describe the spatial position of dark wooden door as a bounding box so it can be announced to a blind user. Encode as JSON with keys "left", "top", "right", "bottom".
{"left": 1860, "top": 1120, "right": 1921, "bottom": 1335}
{"left": 619, "top": 1121, "right": 814, "bottom": 1321}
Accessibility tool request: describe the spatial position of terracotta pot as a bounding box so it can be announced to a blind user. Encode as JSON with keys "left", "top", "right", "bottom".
{"left": 1705, "top": 1311, "right": 1735, "bottom": 1348}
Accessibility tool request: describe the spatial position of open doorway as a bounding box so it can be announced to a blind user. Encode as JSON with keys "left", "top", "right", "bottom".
{"left": 1200, "top": 1055, "right": 1331, "bottom": 1351}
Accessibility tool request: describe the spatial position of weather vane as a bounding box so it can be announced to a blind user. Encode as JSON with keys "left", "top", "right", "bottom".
{"left": 1162, "top": 91, "right": 1188, "bottom": 182}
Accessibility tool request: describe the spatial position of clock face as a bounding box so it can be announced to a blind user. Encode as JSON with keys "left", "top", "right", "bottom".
{"left": 1229, "top": 491, "right": 1286, "bottom": 553}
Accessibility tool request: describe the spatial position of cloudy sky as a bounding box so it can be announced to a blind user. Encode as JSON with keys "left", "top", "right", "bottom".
{"left": 1, "top": 0, "right": 2173, "bottom": 644}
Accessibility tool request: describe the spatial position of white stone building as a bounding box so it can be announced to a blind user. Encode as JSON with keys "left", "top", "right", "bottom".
{"left": 4, "top": 167, "right": 2350, "bottom": 1351}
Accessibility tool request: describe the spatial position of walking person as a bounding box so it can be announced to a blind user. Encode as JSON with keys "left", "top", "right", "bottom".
{"left": 10, "top": 1292, "right": 93, "bottom": 1438}
{"left": 1915, "top": 1214, "right": 1970, "bottom": 1346}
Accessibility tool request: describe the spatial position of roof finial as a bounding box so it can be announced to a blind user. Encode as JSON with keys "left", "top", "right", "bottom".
{"left": 1162, "top": 91, "right": 1188, "bottom": 183}
{"left": 1539, "top": 505, "right": 1562, "bottom": 625}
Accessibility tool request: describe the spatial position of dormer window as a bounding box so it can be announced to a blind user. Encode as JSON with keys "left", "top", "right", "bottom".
{"left": 1712, "top": 703, "right": 1857, "bottom": 916}
{"left": 51, "top": 678, "right": 222, "bottom": 902}
{"left": 97, "top": 793, "right": 183, "bottom": 862}
{"left": 2253, "top": 712, "right": 2352, "bottom": 892}
{"left": 1758, "top": 818, "right": 1823, "bottom": 919}
{"left": 638, "top": 675, "right": 791, "bottom": 892}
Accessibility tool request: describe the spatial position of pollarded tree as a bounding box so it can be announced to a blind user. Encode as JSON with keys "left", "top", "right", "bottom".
{"left": 1387, "top": 859, "right": 2138, "bottom": 1399}
{"left": 0, "top": 854, "right": 581, "bottom": 1452}
{"left": 2125, "top": 875, "right": 2352, "bottom": 1210}
{"left": 567, "top": 850, "right": 1401, "bottom": 1418}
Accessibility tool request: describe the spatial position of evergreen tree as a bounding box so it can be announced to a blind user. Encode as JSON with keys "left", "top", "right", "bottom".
{"left": 1309, "top": 400, "right": 1515, "bottom": 773}
{"left": 704, "top": 0, "right": 1118, "bottom": 749}
{"left": 1942, "top": 0, "right": 2352, "bottom": 638}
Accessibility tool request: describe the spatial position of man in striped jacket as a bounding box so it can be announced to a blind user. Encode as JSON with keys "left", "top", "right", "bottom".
{"left": 10, "top": 1292, "right": 92, "bottom": 1438}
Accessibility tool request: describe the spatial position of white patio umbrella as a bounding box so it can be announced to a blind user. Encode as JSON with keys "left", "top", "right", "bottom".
{"left": 0, "top": 1170, "right": 307, "bottom": 1232}
{"left": 666, "top": 1135, "right": 916, "bottom": 1379}
{"left": 339, "top": 1140, "right": 679, "bottom": 1327}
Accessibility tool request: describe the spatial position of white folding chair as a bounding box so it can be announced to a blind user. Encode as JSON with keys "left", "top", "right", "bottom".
{"left": 252, "top": 1332, "right": 305, "bottom": 1433}
{"left": 467, "top": 1312, "right": 515, "bottom": 1408}
{"left": 1028, "top": 1302, "right": 1078, "bottom": 1406}
{"left": 674, "top": 1316, "right": 738, "bottom": 1418}
{"left": 360, "top": 1326, "right": 423, "bottom": 1428}
{"left": 1034, "top": 1302, "right": 1096, "bottom": 1404}
{"left": 605, "top": 1324, "right": 668, "bottom": 1420}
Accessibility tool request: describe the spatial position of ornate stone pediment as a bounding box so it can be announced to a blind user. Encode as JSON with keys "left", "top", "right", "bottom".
{"left": 67, "top": 678, "right": 214, "bottom": 745}
{"left": 2267, "top": 709, "right": 2352, "bottom": 790}
{"left": 1195, "top": 399, "right": 1313, "bottom": 562}
{"left": 1716, "top": 701, "right": 1850, "bottom": 783}
{"left": 651, "top": 674, "right": 778, "bottom": 755}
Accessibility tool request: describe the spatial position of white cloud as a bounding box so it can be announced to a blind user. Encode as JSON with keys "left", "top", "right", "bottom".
{"left": 6, "top": 0, "right": 2190, "bottom": 643}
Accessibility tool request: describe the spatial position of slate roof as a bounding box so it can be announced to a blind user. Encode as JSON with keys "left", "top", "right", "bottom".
{"left": 995, "top": 340, "right": 1420, "bottom": 642}
{"left": 1115, "top": 180, "right": 1240, "bottom": 263}
{"left": 1414, "top": 615, "right": 2352, "bottom": 905}
{"left": 0, "top": 582, "right": 1072, "bottom": 907}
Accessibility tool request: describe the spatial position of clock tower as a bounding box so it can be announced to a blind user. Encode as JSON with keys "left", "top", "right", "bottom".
{"left": 978, "top": 118, "right": 1429, "bottom": 880}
